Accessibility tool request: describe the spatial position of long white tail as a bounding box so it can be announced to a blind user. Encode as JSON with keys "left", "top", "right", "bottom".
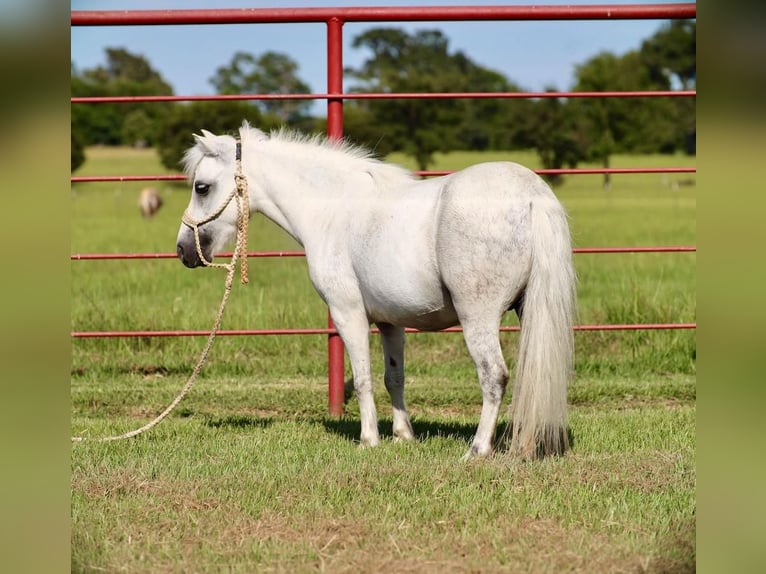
{"left": 508, "top": 193, "right": 576, "bottom": 458}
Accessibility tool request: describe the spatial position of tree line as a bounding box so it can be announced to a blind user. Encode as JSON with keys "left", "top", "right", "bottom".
{"left": 71, "top": 20, "right": 694, "bottom": 184}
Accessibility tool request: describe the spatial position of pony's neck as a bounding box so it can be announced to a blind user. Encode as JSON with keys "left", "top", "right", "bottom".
{"left": 245, "top": 137, "right": 374, "bottom": 248}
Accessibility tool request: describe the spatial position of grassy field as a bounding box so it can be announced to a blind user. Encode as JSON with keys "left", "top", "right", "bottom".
{"left": 71, "top": 145, "right": 695, "bottom": 573}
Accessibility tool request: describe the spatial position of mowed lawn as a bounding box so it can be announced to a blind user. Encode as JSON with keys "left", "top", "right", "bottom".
{"left": 71, "top": 145, "right": 695, "bottom": 573}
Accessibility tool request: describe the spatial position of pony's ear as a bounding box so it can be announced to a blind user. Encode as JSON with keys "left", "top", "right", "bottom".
{"left": 192, "top": 133, "right": 212, "bottom": 154}
{"left": 193, "top": 130, "right": 233, "bottom": 157}
{"left": 193, "top": 131, "right": 216, "bottom": 155}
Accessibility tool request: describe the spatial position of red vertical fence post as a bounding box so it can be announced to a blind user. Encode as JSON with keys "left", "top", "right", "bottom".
{"left": 326, "top": 16, "right": 346, "bottom": 415}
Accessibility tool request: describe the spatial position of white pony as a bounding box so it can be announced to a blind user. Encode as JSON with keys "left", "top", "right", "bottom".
{"left": 176, "top": 122, "right": 576, "bottom": 459}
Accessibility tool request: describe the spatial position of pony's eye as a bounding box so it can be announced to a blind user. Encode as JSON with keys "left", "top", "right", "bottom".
{"left": 194, "top": 182, "right": 211, "bottom": 195}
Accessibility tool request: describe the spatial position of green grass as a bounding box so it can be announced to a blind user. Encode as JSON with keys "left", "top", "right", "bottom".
{"left": 71, "top": 146, "right": 695, "bottom": 573}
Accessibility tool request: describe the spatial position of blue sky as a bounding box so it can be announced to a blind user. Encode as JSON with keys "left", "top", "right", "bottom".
{"left": 71, "top": 0, "right": 690, "bottom": 114}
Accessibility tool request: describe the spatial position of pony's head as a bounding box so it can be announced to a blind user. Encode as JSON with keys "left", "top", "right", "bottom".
{"left": 176, "top": 124, "right": 259, "bottom": 268}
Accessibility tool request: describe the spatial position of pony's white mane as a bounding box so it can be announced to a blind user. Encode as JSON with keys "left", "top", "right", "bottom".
{"left": 265, "top": 126, "right": 371, "bottom": 162}
{"left": 182, "top": 140, "right": 217, "bottom": 180}
{"left": 183, "top": 123, "right": 416, "bottom": 186}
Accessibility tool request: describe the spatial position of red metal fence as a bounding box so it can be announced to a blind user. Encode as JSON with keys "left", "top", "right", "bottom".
{"left": 71, "top": 3, "right": 697, "bottom": 414}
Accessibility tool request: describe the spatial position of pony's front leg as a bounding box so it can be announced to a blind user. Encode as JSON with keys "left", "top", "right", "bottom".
{"left": 377, "top": 323, "right": 414, "bottom": 441}
{"left": 331, "top": 310, "right": 380, "bottom": 447}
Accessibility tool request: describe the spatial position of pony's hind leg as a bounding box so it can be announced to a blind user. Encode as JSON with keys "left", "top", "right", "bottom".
{"left": 377, "top": 323, "right": 414, "bottom": 441}
{"left": 459, "top": 319, "right": 509, "bottom": 460}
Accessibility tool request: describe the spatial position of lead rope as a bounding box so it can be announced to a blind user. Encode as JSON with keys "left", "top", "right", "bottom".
{"left": 72, "top": 142, "right": 249, "bottom": 442}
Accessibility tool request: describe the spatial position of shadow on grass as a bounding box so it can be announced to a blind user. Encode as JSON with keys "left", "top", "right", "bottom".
{"left": 321, "top": 417, "right": 502, "bottom": 446}
{"left": 201, "top": 413, "right": 574, "bottom": 455}
{"left": 322, "top": 417, "right": 574, "bottom": 452}
{"left": 200, "top": 413, "right": 480, "bottom": 445}
{"left": 202, "top": 415, "right": 276, "bottom": 430}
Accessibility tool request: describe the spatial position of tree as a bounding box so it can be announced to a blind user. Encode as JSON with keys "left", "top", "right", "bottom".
{"left": 71, "top": 127, "right": 86, "bottom": 172}
{"left": 451, "top": 54, "right": 533, "bottom": 151}
{"left": 121, "top": 110, "right": 153, "bottom": 148}
{"left": 572, "top": 50, "right": 681, "bottom": 188}
{"left": 209, "top": 51, "right": 313, "bottom": 123}
{"left": 340, "top": 103, "right": 397, "bottom": 157}
{"left": 71, "top": 49, "right": 174, "bottom": 146}
{"left": 640, "top": 20, "right": 696, "bottom": 154}
{"left": 71, "top": 69, "right": 124, "bottom": 145}
{"left": 345, "top": 28, "right": 535, "bottom": 169}
{"left": 83, "top": 48, "right": 172, "bottom": 88}
{"left": 572, "top": 52, "right": 622, "bottom": 188}
{"left": 522, "top": 89, "right": 587, "bottom": 186}
{"left": 155, "top": 101, "right": 279, "bottom": 171}
{"left": 345, "top": 29, "right": 473, "bottom": 169}
{"left": 640, "top": 19, "right": 696, "bottom": 90}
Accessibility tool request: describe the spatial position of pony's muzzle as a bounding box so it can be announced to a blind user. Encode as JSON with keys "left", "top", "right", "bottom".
{"left": 176, "top": 227, "right": 212, "bottom": 268}
{"left": 176, "top": 242, "right": 203, "bottom": 268}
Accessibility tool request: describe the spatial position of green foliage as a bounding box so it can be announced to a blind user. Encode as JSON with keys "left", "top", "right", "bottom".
{"left": 343, "top": 22, "right": 695, "bottom": 172}
{"left": 454, "top": 60, "right": 534, "bottom": 152}
{"left": 209, "top": 51, "right": 313, "bottom": 123}
{"left": 71, "top": 73, "right": 124, "bottom": 145}
{"left": 71, "top": 127, "right": 86, "bottom": 172}
{"left": 641, "top": 19, "right": 696, "bottom": 90}
{"left": 71, "top": 48, "right": 174, "bottom": 146}
{"left": 504, "top": 20, "right": 697, "bottom": 184}
{"left": 346, "top": 29, "right": 460, "bottom": 170}
{"left": 569, "top": 20, "right": 696, "bottom": 185}
{"left": 345, "top": 28, "right": 533, "bottom": 170}
{"left": 121, "top": 109, "right": 153, "bottom": 148}
{"left": 640, "top": 20, "right": 696, "bottom": 154}
{"left": 71, "top": 21, "right": 696, "bottom": 174}
{"left": 340, "top": 104, "right": 392, "bottom": 155}
{"left": 571, "top": 51, "right": 676, "bottom": 187}
{"left": 520, "top": 89, "right": 587, "bottom": 186}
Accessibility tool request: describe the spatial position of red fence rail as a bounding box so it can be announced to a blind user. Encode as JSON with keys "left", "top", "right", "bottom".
{"left": 71, "top": 166, "right": 696, "bottom": 184}
{"left": 71, "top": 3, "right": 697, "bottom": 414}
{"left": 71, "top": 4, "right": 697, "bottom": 26}
{"left": 72, "top": 90, "right": 696, "bottom": 105}
{"left": 70, "top": 246, "right": 697, "bottom": 262}
{"left": 73, "top": 323, "right": 697, "bottom": 339}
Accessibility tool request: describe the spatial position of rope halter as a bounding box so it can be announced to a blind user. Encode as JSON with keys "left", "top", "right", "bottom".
{"left": 181, "top": 140, "right": 249, "bottom": 284}
{"left": 71, "top": 139, "right": 250, "bottom": 443}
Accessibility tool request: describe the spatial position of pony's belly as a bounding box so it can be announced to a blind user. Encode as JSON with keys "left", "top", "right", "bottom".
{"left": 401, "top": 307, "right": 459, "bottom": 331}
{"left": 362, "top": 284, "right": 458, "bottom": 330}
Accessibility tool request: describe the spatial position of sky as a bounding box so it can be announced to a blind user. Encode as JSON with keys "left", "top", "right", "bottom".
{"left": 71, "top": 0, "right": 691, "bottom": 115}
